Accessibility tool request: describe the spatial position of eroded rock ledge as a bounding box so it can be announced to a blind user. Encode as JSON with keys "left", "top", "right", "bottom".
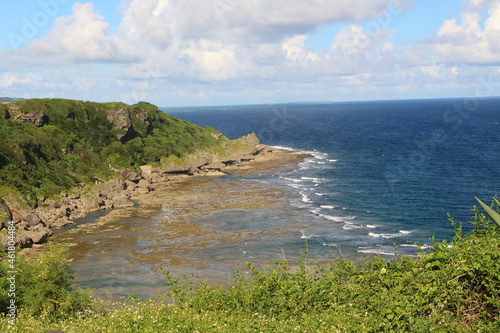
{"left": 0, "top": 133, "right": 289, "bottom": 250}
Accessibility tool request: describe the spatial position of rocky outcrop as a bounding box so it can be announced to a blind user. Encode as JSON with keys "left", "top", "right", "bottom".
{"left": 106, "top": 108, "right": 133, "bottom": 141}
{"left": 4, "top": 105, "right": 48, "bottom": 127}
{"left": 0, "top": 133, "right": 266, "bottom": 250}
{"left": 0, "top": 193, "right": 51, "bottom": 250}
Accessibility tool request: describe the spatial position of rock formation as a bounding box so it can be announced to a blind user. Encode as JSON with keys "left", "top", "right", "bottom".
{"left": 0, "top": 133, "right": 268, "bottom": 250}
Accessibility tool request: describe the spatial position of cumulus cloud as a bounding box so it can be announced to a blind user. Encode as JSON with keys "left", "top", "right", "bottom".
{"left": 432, "top": 0, "right": 500, "bottom": 65}
{"left": 28, "top": 2, "right": 134, "bottom": 62}
{"left": 328, "top": 24, "right": 398, "bottom": 76}
{"left": 112, "top": 0, "right": 408, "bottom": 82}
{"left": 133, "top": 0, "right": 396, "bottom": 43}
{"left": 0, "top": 73, "right": 42, "bottom": 89}
{"left": 6, "top": 0, "right": 476, "bottom": 104}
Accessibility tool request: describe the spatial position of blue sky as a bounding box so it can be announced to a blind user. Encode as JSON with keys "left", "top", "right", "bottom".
{"left": 1, "top": 0, "right": 499, "bottom": 106}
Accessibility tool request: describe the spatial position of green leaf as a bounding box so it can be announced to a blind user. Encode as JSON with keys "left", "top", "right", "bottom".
{"left": 475, "top": 196, "right": 500, "bottom": 228}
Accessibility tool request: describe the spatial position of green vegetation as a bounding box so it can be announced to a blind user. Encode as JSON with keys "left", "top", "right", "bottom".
{"left": 1, "top": 200, "right": 499, "bottom": 332}
{"left": 0, "top": 244, "right": 91, "bottom": 320}
{"left": 0, "top": 98, "right": 224, "bottom": 202}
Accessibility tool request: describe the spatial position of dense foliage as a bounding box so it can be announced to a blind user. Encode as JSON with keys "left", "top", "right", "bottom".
{"left": 0, "top": 99, "right": 222, "bottom": 201}
{"left": 0, "top": 244, "right": 91, "bottom": 320}
{"left": 0, "top": 201, "right": 499, "bottom": 332}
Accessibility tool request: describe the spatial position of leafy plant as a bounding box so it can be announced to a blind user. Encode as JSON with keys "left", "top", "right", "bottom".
{"left": 0, "top": 243, "right": 92, "bottom": 319}
{"left": 475, "top": 196, "right": 500, "bottom": 228}
{"left": 1, "top": 201, "right": 499, "bottom": 331}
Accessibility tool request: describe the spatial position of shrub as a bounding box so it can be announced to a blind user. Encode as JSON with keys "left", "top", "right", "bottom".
{"left": 0, "top": 243, "right": 92, "bottom": 319}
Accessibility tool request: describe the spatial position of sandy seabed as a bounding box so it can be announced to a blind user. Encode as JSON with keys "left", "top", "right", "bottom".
{"left": 50, "top": 148, "right": 309, "bottom": 299}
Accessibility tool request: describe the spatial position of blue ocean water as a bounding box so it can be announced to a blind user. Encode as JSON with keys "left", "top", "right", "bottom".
{"left": 166, "top": 98, "right": 500, "bottom": 257}
{"left": 52, "top": 98, "right": 500, "bottom": 299}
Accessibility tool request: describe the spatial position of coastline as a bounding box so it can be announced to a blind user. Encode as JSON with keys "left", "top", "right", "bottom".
{"left": 45, "top": 145, "right": 310, "bottom": 297}
{"left": 8, "top": 140, "right": 309, "bottom": 254}
{"left": 132, "top": 146, "right": 308, "bottom": 205}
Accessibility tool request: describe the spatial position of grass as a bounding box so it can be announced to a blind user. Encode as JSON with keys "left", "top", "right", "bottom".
{"left": 1, "top": 201, "right": 500, "bottom": 332}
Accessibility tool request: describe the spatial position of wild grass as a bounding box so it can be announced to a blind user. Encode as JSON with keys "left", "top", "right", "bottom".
{"left": 1, "top": 200, "right": 499, "bottom": 332}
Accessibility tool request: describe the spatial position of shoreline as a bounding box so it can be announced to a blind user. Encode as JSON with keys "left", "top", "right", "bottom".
{"left": 45, "top": 145, "right": 311, "bottom": 298}
{"left": 11, "top": 142, "right": 309, "bottom": 254}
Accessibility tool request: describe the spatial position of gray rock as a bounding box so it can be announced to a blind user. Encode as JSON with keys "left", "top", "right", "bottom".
{"left": 137, "top": 179, "right": 151, "bottom": 187}
{"left": 7, "top": 105, "right": 47, "bottom": 127}
{"left": 24, "top": 211, "right": 42, "bottom": 227}
{"left": 26, "top": 225, "right": 52, "bottom": 244}
{"left": 52, "top": 218, "right": 74, "bottom": 228}
{"left": 107, "top": 108, "right": 133, "bottom": 141}
{"left": 112, "top": 195, "right": 134, "bottom": 208}
{"left": 14, "top": 231, "right": 33, "bottom": 248}
{"left": 80, "top": 194, "right": 105, "bottom": 211}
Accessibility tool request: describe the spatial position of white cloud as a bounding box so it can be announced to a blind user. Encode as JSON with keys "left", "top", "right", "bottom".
{"left": 133, "top": 0, "right": 396, "bottom": 43}
{"left": 282, "top": 35, "right": 320, "bottom": 62}
{"left": 182, "top": 40, "right": 239, "bottom": 80}
{"left": 6, "top": 0, "right": 487, "bottom": 105}
{"left": 28, "top": 2, "right": 134, "bottom": 62}
{"left": 0, "top": 73, "right": 42, "bottom": 89}
{"left": 432, "top": 0, "right": 500, "bottom": 65}
{"left": 328, "top": 24, "right": 398, "bottom": 75}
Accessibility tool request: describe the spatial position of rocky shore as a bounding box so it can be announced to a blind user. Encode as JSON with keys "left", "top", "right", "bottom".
{"left": 0, "top": 133, "right": 308, "bottom": 250}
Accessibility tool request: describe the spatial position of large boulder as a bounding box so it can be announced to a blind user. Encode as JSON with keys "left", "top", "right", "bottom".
{"left": 24, "top": 225, "right": 52, "bottom": 244}
{"left": 6, "top": 105, "right": 48, "bottom": 127}
{"left": 106, "top": 108, "right": 134, "bottom": 142}
{"left": 80, "top": 193, "right": 105, "bottom": 211}
{"left": 111, "top": 194, "right": 134, "bottom": 208}
{"left": 3, "top": 193, "right": 42, "bottom": 227}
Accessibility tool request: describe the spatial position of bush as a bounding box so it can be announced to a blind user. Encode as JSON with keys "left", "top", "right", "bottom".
{"left": 0, "top": 201, "right": 498, "bottom": 332}
{"left": 0, "top": 243, "right": 92, "bottom": 319}
{"left": 160, "top": 201, "right": 500, "bottom": 332}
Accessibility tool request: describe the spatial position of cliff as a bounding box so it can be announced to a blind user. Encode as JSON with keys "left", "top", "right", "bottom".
{"left": 0, "top": 98, "right": 268, "bottom": 249}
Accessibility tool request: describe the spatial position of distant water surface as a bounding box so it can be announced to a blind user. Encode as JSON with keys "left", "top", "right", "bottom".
{"left": 166, "top": 98, "right": 500, "bottom": 255}
{"left": 54, "top": 98, "right": 500, "bottom": 298}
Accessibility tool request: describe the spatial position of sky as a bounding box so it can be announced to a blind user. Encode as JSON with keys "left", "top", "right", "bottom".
{"left": 0, "top": 0, "right": 500, "bottom": 106}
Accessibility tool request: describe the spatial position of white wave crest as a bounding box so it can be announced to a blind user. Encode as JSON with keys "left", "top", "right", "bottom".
{"left": 357, "top": 248, "right": 397, "bottom": 256}
{"left": 320, "top": 214, "right": 343, "bottom": 222}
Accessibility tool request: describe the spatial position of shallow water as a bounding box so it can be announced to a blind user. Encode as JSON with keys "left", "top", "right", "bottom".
{"left": 52, "top": 98, "right": 500, "bottom": 300}
{"left": 52, "top": 174, "right": 316, "bottom": 299}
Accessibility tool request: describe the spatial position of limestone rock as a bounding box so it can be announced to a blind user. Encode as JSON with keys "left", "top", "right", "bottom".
{"left": 112, "top": 195, "right": 134, "bottom": 208}
{"left": 6, "top": 105, "right": 48, "bottom": 127}
{"left": 52, "top": 217, "right": 74, "bottom": 228}
{"left": 107, "top": 108, "right": 133, "bottom": 141}
{"left": 80, "top": 193, "right": 105, "bottom": 211}
{"left": 25, "top": 225, "right": 52, "bottom": 244}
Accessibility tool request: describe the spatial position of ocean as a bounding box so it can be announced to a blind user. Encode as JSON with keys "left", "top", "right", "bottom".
{"left": 53, "top": 97, "right": 500, "bottom": 298}
{"left": 166, "top": 98, "right": 500, "bottom": 257}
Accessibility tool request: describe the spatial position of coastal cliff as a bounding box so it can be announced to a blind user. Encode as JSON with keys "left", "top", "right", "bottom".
{"left": 0, "top": 98, "right": 274, "bottom": 249}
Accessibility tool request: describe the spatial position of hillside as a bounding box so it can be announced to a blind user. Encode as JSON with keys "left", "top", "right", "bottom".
{"left": 0, "top": 99, "right": 226, "bottom": 198}
{"left": 0, "top": 98, "right": 264, "bottom": 249}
